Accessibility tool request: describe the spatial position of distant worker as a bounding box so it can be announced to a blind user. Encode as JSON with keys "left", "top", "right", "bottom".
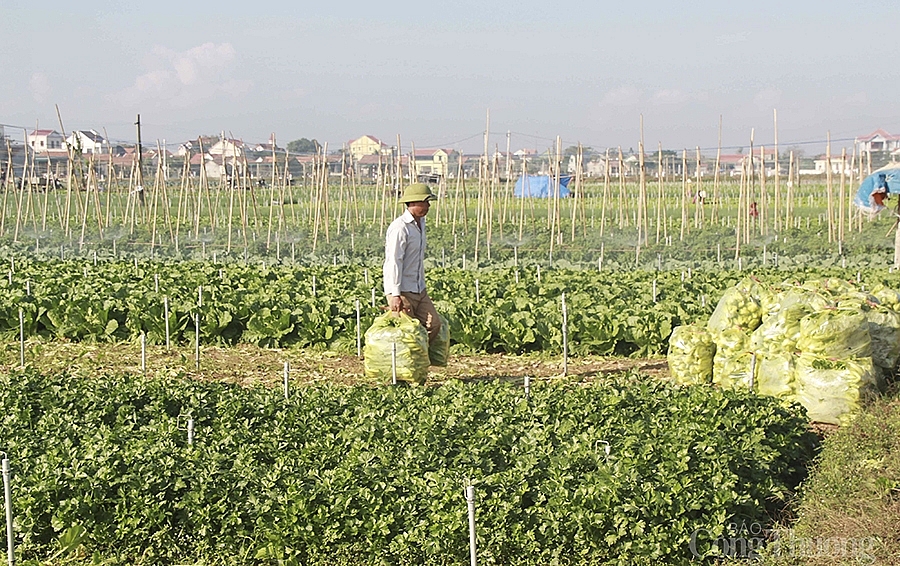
{"left": 749, "top": 201, "right": 759, "bottom": 218}
{"left": 872, "top": 174, "right": 889, "bottom": 209}
{"left": 383, "top": 183, "right": 441, "bottom": 344}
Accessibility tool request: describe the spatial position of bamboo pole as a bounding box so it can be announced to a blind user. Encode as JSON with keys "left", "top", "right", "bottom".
{"left": 838, "top": 148, "right": 846, "bottom": 243}
{"left": 713, "top": 115, "right": 722, "bottom": 223}
{"left": 787, "top": 150, "right": 795, "bottom": 229}
{"left": 735, "top": 159, "right": 745, "bottom": 259}
{"left": 680, "top": 149, "right": 687, "bottom": 241}
{"left": 617, "top": 147, "right": 625, "bottom": 229}
{"left": 695, "top": 146, "right": 703, "bottom": 230}
{"left": 773, "top": 109, "right": 781, "bottom": 232}
{"left": 825, "top": 132, "right": 834, "bottom": 243}
{"left": 747, "top": 129, "right": 754, "bottom": 244}
{"left": 637, "top": 116, "right": 647, "bottom": 246}
{"left": 655, "top": 144, "right": 663, "bottom": 244}
{"left": 759, "top": 145, "right": 767, "bottom": 236}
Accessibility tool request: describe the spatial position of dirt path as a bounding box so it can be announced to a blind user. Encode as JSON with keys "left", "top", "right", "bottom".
{"left": 0, "top": 340, "right": 669, "bottom": 387}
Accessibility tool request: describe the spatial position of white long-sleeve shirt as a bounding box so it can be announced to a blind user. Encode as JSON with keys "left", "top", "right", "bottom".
{"left": 383, "top": 210, "right": 426, "bottom": 296}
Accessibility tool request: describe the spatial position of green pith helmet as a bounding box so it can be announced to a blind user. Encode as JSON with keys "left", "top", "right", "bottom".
{"left": 399, "top": 183, "right": 437, "bottom": 204}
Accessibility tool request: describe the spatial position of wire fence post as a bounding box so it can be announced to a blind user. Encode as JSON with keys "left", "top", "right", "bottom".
{"left": 466, "top": 484, "right": 477, "bottom": 566}
{"left": 391, "top": 342, "right": 397, "bottom": 386}
{"left": 355, "top": 299, "right": 362, "bottom": 358}
{"left": 561, "top": 293, "right": 568, "bottom": 377}
{"left": 18, "top": 309, "right": 24, "bottom": 368}
{"left": 2, "top": 453, "right": 12, "bottom": 566}
{"left": 283, "top": 361, "right": 290, "bottom": 400}
{"left": 164, "top": 296, "right": 170, "bottom": 350}
{"left": 194, "top": 313, "right": 200, "bottom": 371}
{"left": 140, "top": 332, "right": 147, "bottom": 375}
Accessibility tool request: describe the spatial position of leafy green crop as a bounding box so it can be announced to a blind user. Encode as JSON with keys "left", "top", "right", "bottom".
{"left": 0, "top": 255, "right": 887, "bottom": 356}
{"left": 0, "top": 369, "right": 817, "bottom": 565}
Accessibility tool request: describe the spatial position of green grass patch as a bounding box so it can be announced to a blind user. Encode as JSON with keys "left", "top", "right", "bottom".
{"left": 760, "top": 394, "right": 900, "bottom": 566}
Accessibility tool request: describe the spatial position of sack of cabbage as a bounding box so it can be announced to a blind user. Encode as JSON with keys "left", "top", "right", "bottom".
{"left": 363, "top": 311, "right": 451, "bottom": 384}
{"left": 670, "top": 278, "right": 900, "bottom": 425}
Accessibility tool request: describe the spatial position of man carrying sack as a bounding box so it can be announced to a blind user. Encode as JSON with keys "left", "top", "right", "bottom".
{"left": 383, "top": 183, "right": 441, "bottom": 344}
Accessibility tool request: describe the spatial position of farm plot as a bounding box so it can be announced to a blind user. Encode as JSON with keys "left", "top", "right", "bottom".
{"left": 0, "top": 368, "right": 816, "bottom": 565}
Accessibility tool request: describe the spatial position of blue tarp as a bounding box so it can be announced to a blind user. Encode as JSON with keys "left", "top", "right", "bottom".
{"left": 853, "top": 167, "right": 900, "bottom": 213}
{"left": 514, "top": 175, "right": 571, "bottom": 198}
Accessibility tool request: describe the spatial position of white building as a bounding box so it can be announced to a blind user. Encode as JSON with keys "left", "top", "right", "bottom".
{"left": 812, "top": 155, "right": 852, "bottom": 176}
{"left": 26, "top": 129, "right": 65, "bottom": 153}
{"left": 856, "top": 129, "right": 900, "bottom": 154}
{"left": 208, "top": 138, "right": 244, "bottom": 159}
{"left": 66, "top": 129, "right": 107, "bottom": 154}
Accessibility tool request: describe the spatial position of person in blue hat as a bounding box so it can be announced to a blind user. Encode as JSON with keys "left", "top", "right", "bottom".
{"left": 383, "top": 183, "right": 441, "bottom": 344}
{"left": 873, "top": 174, "right": 889, "bottom": 209}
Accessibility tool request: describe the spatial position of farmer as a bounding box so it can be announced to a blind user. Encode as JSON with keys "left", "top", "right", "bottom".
{"left": 383, "top": 183, "right": 441, "bottom": 344}
{"left": 872, "top": 174, "right": 889, "bottom": 209}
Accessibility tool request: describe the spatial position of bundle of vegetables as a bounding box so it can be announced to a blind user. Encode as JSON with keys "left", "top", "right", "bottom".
{"left": 427, "top": 313, "right": 450, "bottom": 367}
{"left": 871, "top": 284, "right": 900, "bottom": 311}
{"left": 712, "top": 327, "right": 755, "bottom": 391}
{"left": 796, "top": 310, "right": 872, "bottom": 360}
{"left": 800, "top": 278, "right": 857, "bottom": 297}
{"left": 794, "top": 353, "right": 877, "bottom": 426}
{"left": 749, "top": 292, "right": 811, "bottom": 357}
{"left": 707, "top": 278, "right": 765, "bottom": 339}
{"left": 666, "top": 325, "right": 715, "bottom": 385}
{"left": 364, "top": 313, "right": 430, "bottom": 384}
{"left": 756, "top": 353, "right": 796, "bottom": 398}
{"left": 866, "top": 306, "right": 900, "bottom": 372}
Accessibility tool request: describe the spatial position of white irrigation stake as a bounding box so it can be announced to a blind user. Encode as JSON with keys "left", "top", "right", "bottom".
{"left": 561, "top": 293, "right": 568, "bottom": 376}
{"left": 140, "top": 333, "right": 147, "bottom": 375}
{"left": 312, "top": 276, "right": 316, "bottom": 297}
{"left": 364, "top": 268, "right": 369, "bottom": 285}
{"left": 198, "top": 286, "right": 203, "bottom": 308}
{"left": 2, "top": 452, "right": 12, "bottom": 566}
{"left": 194, "top": 313, "right": 200, "bottom": 371}
{"left": 371, "top": 288, "right": 376, "bottom": 308}
{"left": 652, "top": 278, "right": 657, "bottom": 303}
{"left": 187, "top": 418, "right": 194, "bottom": 445}
{"left": 524, "top": 375, "right": 531, "bottom": 401}
{"left": 599, "top": 243, "right": 604, "bottom": 271}
{"left": 164, "top": 297, "right": 171, "bottom": 350}
{"left": 513, "top": 246, "right": 518, "bottom": 267}
{"left": 283, "top": 361, "right": 290, "bottom": 400}
{"left": 93, "top": 251, "right": 97, "bottom": 266}
{"left": 462, "top": 253, "right": 466, "bottom": 270}
{"left": 18, "top": 309, "right": 24, "bottom": 368}
{"left": 465, "top": 484, "right": 477, "bottom": 566}
{"left": 391, "top": 342, "right": 397, "bottom": 386}
{"left": 134, "top": 257, "right": 138, "bottom": 269}
{"left": 857, "top": 271, "right": 861, "bottom": 284}
{"left": 154, "top": 274, "right": 159, "bottom": 293}
{"left": 355, "top": 299, "right": 362, "bottom": 358}
{"left": 24, "top": 281, "right": 29, "bottom": 296}
{"left": 749, "top": 353, "right": 757, "bottom": 391}
{"left": 475, "top": 279, "right": 480, "bottom": 303}
{"left": 515, "top": 270, "right": 519, "bottom": 284}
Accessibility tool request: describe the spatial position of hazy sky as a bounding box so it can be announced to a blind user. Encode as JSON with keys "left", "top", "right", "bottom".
{"left": 2, "top": 0, "right": 899, "bottom": 155}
